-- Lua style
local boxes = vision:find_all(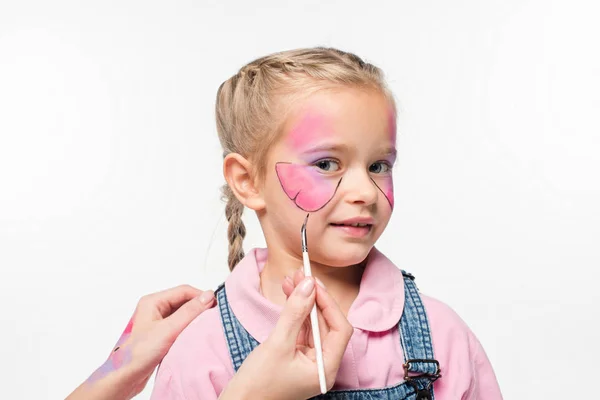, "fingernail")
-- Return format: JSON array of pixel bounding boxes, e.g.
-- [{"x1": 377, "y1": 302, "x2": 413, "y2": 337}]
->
[
  {"x1": 315, "y1": 277, "x2": 326, "y2": 290},
  {"x1": 198, "y1": 291, "x2": 215, "y2": 304},
  {"x1": 299, "y1": 278, "x2": 315, "y2": 297}
]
